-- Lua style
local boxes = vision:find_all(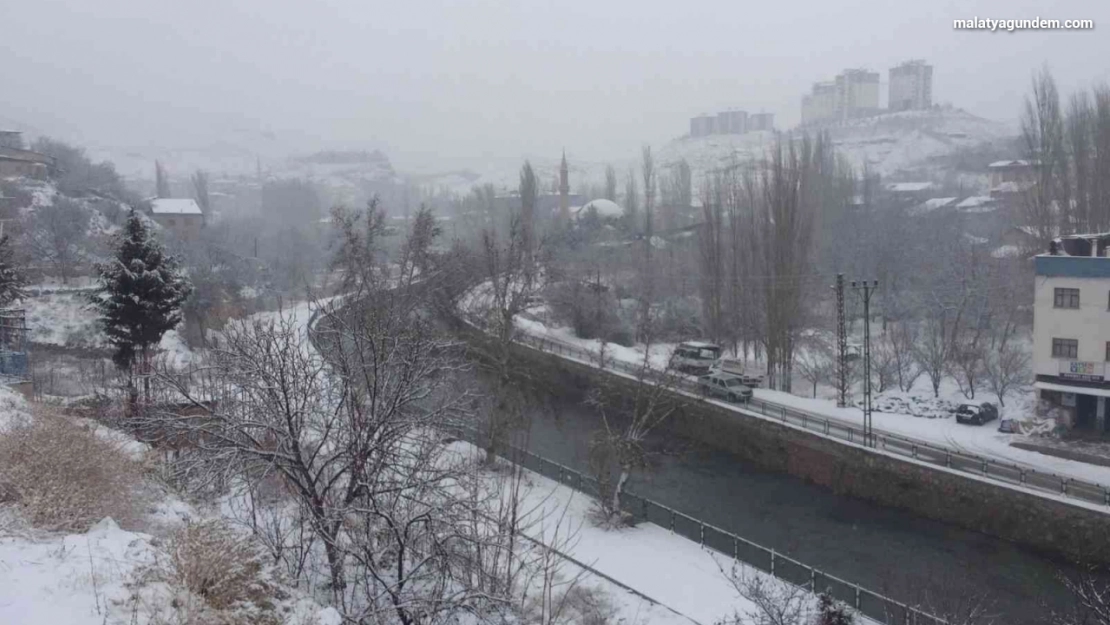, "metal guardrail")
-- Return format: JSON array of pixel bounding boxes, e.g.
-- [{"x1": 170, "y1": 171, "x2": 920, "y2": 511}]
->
[
  {"x1": 462, "y1": 312, "x2": 1110, "y2": 511},
  {"x1": 451, "y1": 424, "x2": 946, "y2": 625}
]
